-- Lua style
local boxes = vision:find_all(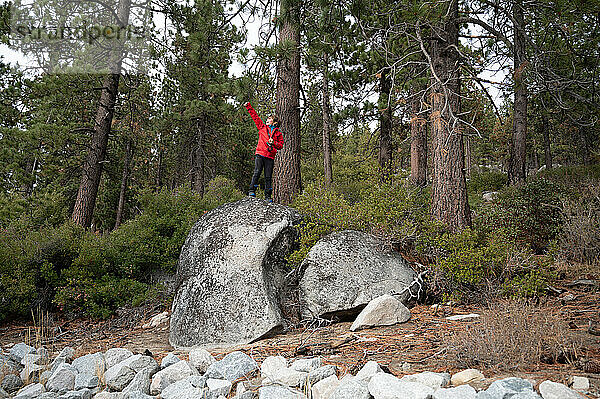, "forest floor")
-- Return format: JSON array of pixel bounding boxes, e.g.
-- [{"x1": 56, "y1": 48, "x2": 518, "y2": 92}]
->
[{"x1": 1, "y1": 280, "x2": 599, "y2": 397}]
